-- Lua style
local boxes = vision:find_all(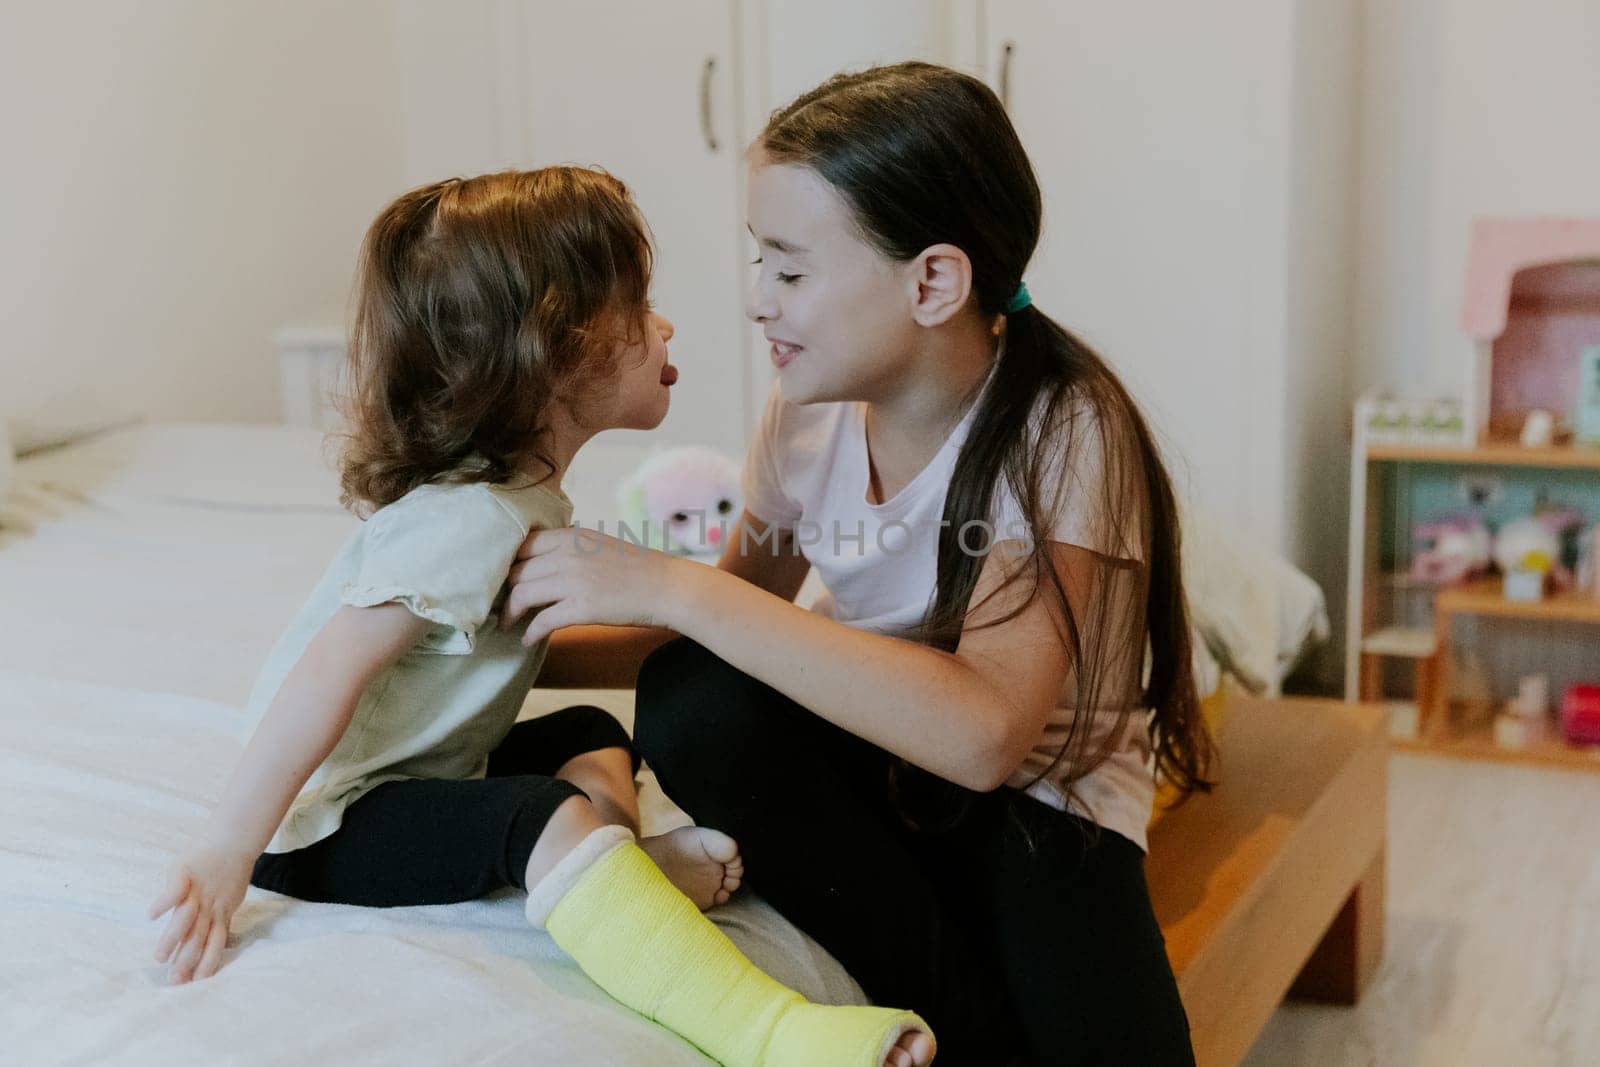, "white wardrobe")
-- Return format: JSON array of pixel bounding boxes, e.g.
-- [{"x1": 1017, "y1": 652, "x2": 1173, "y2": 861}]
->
[
  {"x1": 395, "y1": 0, "x2": 966, "y2": 460},
  {"x1": 396, "y1": 0, "x2": 1360, "y2": 684}
]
